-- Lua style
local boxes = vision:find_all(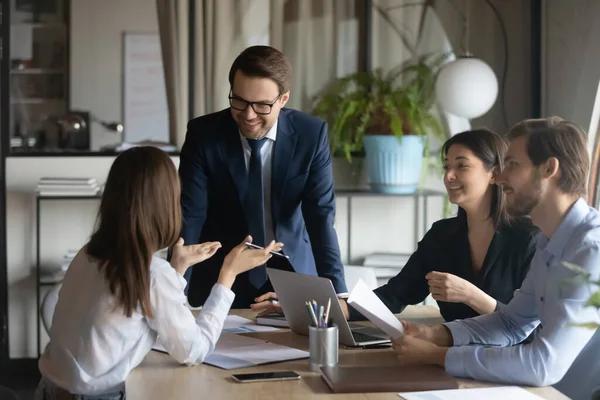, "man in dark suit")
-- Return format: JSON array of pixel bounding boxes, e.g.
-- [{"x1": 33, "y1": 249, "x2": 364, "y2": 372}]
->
[{"x1": 179, "y1": 45, "x2": 347, "y2": 308}]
